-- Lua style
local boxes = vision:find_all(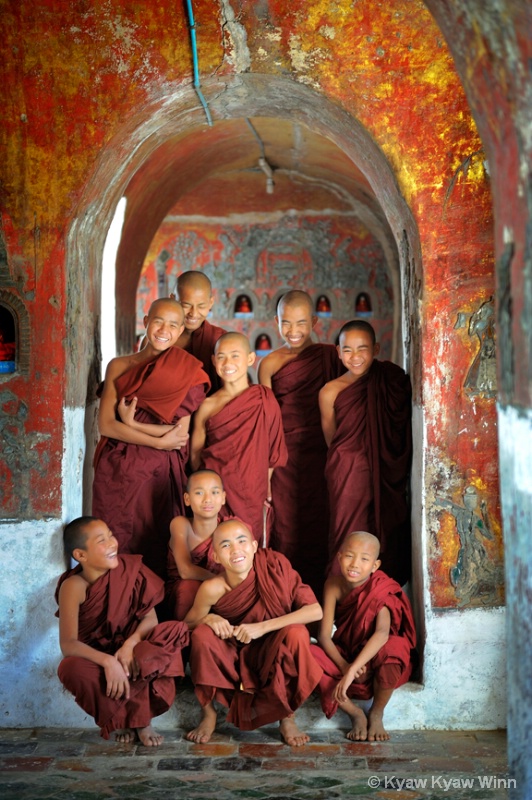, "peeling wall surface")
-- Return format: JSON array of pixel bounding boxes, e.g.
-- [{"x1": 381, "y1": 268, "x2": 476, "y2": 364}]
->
[{"x1": 1, "y1": 0, "x2": 531, "y2": 769}]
